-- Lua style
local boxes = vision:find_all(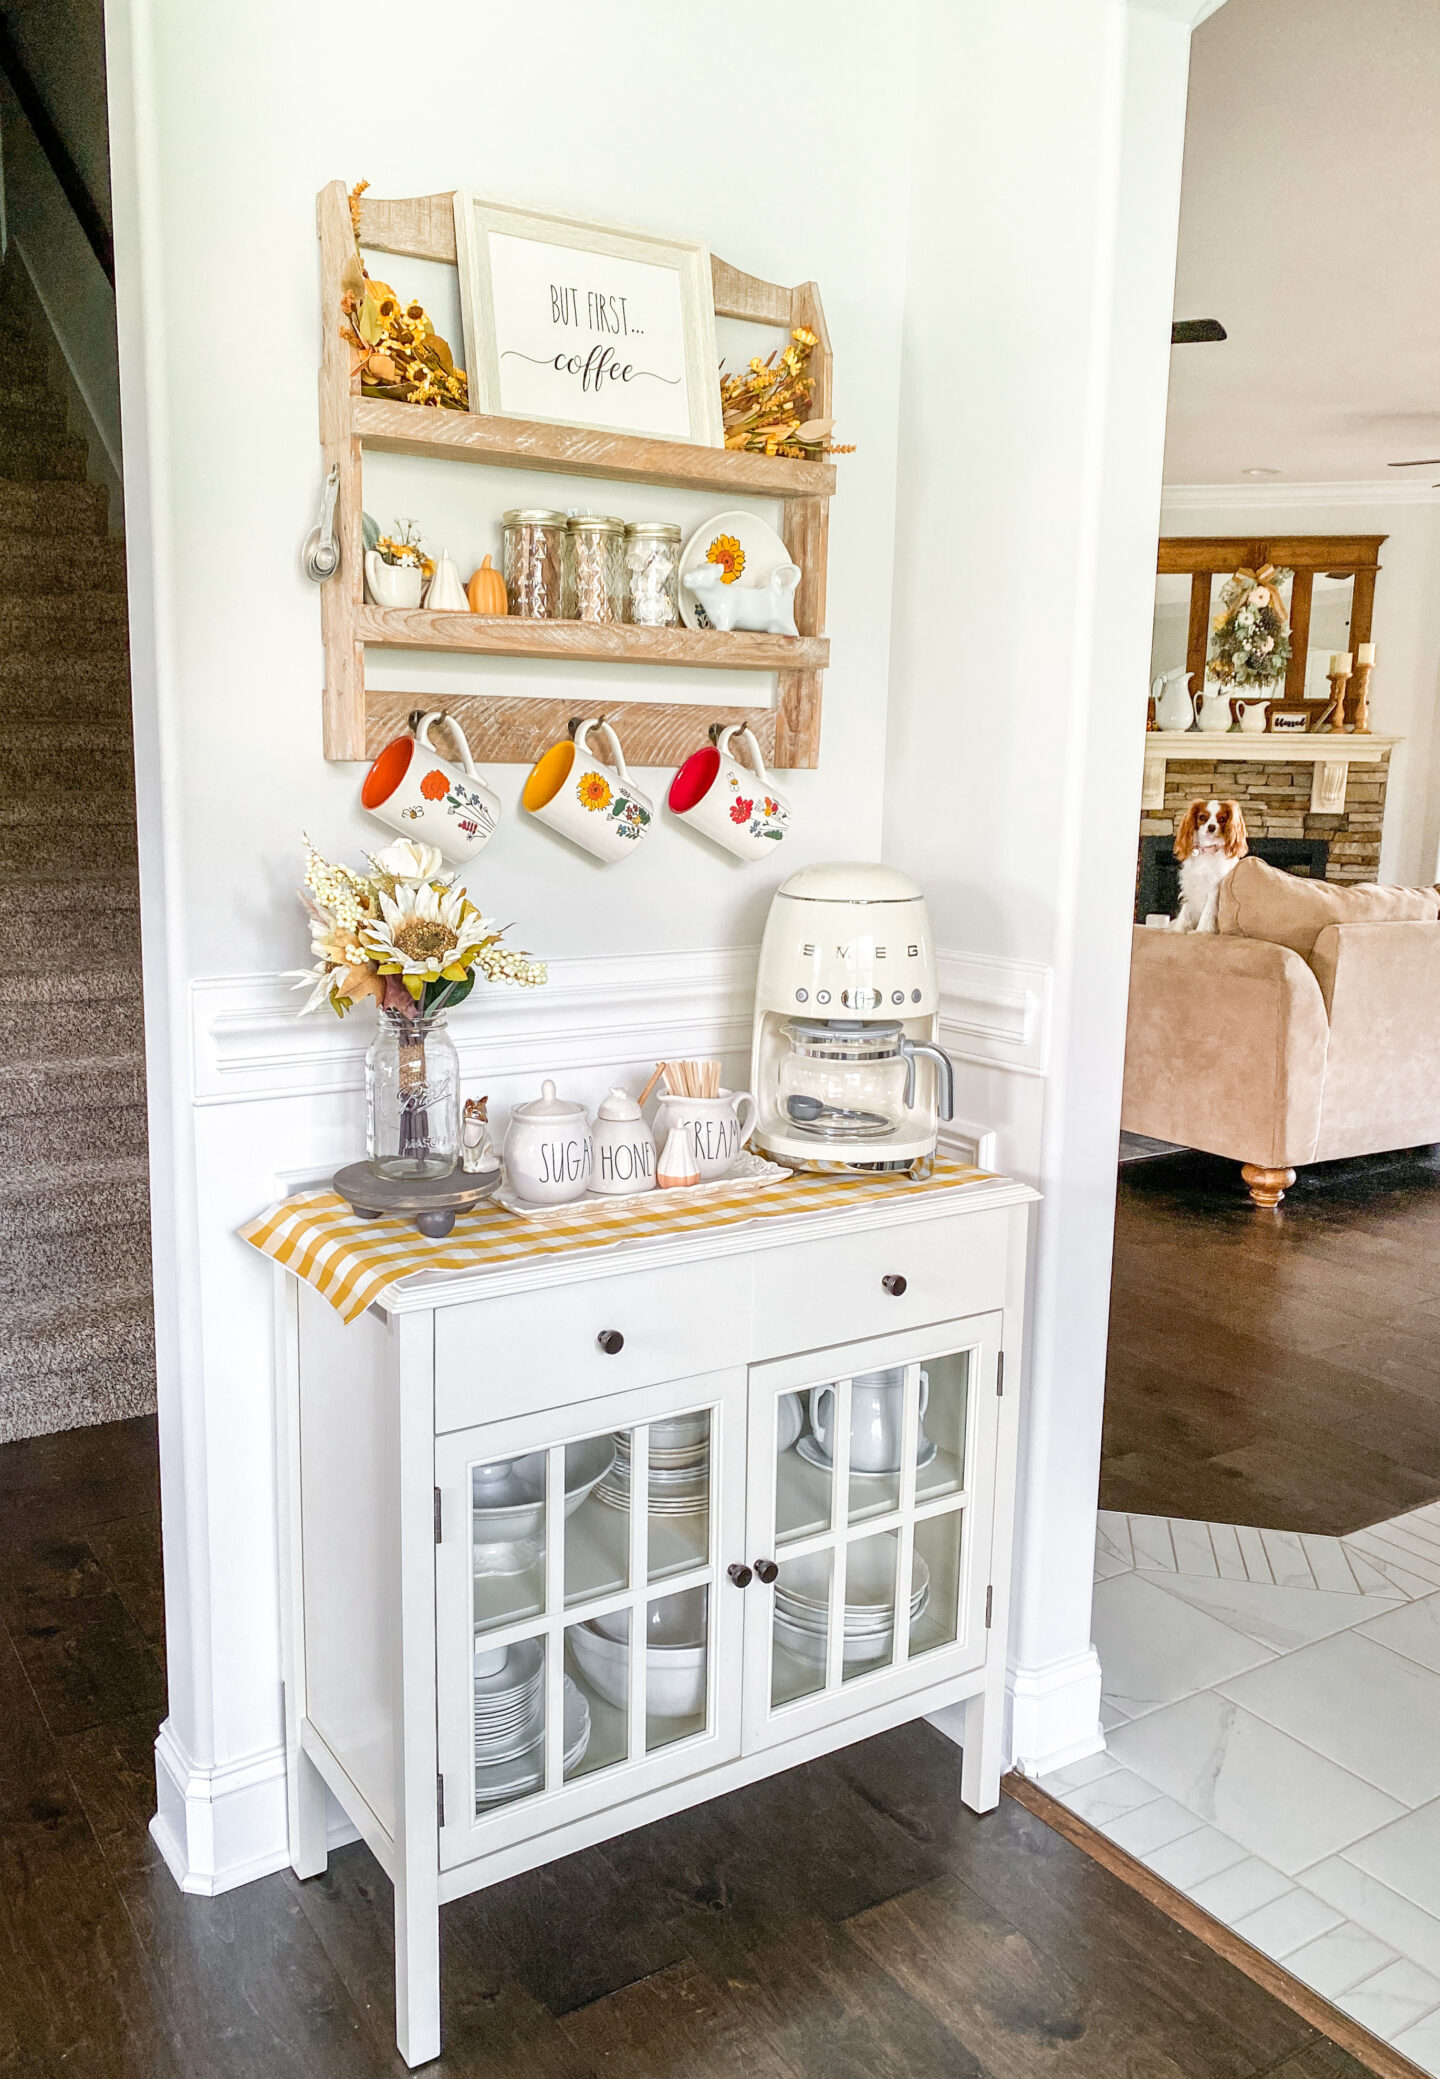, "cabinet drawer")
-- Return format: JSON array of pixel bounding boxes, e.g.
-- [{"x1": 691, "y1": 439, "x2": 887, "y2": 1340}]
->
[
  {"x1": 435, "y1": 1259, "x2": 750, "y2": 1433},
  {"x1": 753, "y1": 1208, "x2": 1008, "y2": 1356}
]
